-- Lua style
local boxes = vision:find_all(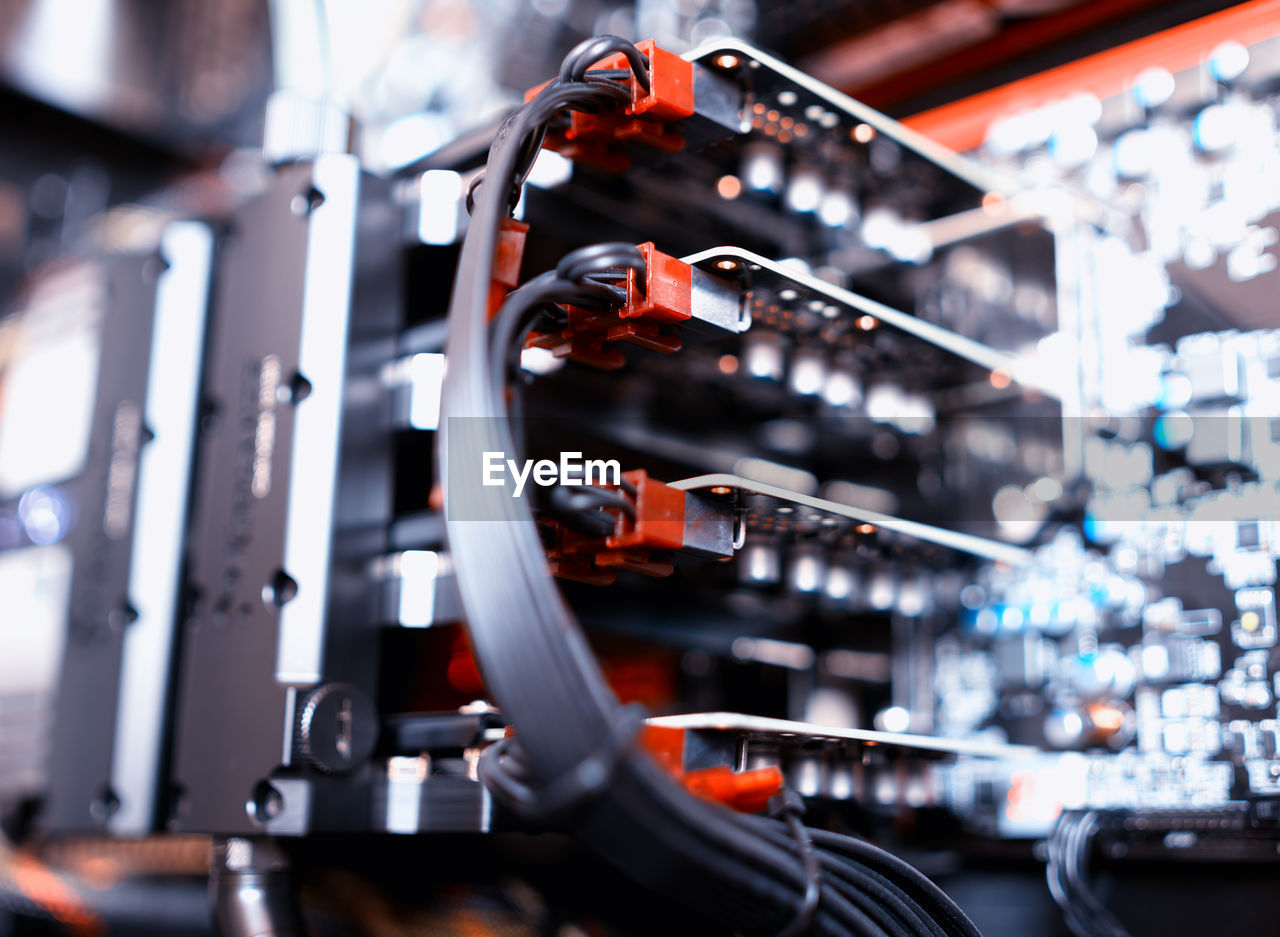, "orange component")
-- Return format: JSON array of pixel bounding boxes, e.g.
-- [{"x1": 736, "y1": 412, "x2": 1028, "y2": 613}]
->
[
  {"x1": 524, "y1": 39, "x2": 693, "y2": 169},
  {"x1": 493, "y1": 218, "x2": 528, "y2": 288},
  {"x1": 446, "y1": 631, "x2": 485, "y2": 695},
  {"x1": 522, "y1": 40, "x2": 695, "y2": 121},
  {"x1": 523, "y1": 79, "x2": 552, "y2": 104},
  {"x1": 556, "y1": 137, "x2": 632, "y2": 173},
  {"x1": 639, "y1": 725, "x2": 686, "y2": 774},
  {"x1": 905, "y1": 0, "x2": 1280, "y2": 152},
  {"x1": 533, "y1": 310, "x2": 683, "y2": 363},
  {"x1": 608, "y1": 469, "x2": 685, "y2": 551},
  {"x1": 601, "y1": 652, "x2": 679, "y2": 708},
  {"x1": 684, "y1": 766, "x2": 785, "y2": 814},
  {"x1": 625, "y1": 243, "x2": 693, "y2": 324},
  {"x1": 637, "y1": 725, "x2": 783, "y2": 813},
  {"x1": 593, "y1": 550, "x2": 674, "y2": 578},
  {"x1": 548, "y1": 554, "x2": 617, "y2": 586},
  {"x1": 614, "y1": 119, "x2": 686, "y2": 152},
  {"x1": 9, "y1": 853, "x2": 104, "y2": 937},
  {"x1": 526, "y1": 328, "x2": 621, "y2": 369},
  {"x1": 525, "y1": 244, "x2": 692, "y2": 369},
  {"x1": 628, "y1": 40, "x2": 696, "y2": 122},
  {"x1": 487, "y1": 218, "x2": 529, "y2": 321},
  {"x1": 542, "y1": 469, "x2": 688, "y2": 583}
]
